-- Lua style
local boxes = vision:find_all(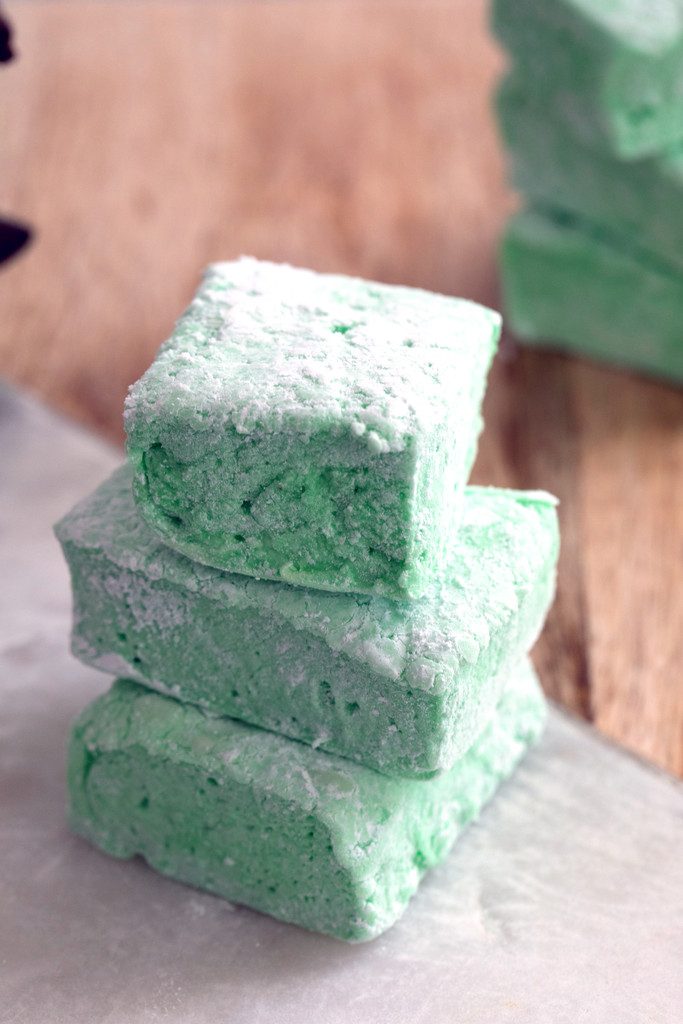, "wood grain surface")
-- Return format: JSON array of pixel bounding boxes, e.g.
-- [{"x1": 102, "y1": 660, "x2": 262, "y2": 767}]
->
[{"x1": 1, "y1": 1, "x2": 682, "y2": 776}]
